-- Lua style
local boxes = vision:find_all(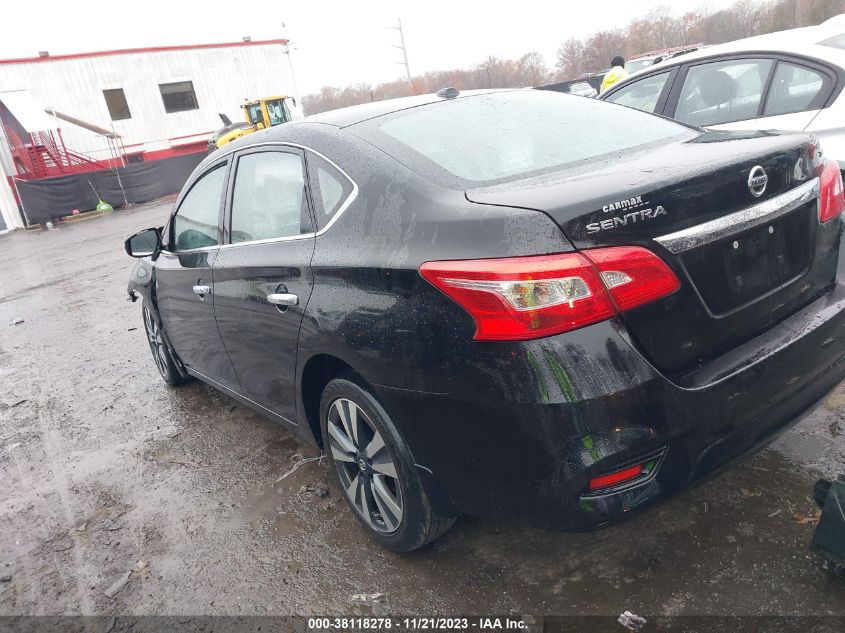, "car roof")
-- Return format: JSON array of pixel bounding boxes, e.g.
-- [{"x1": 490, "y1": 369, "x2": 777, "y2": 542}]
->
[
  {"x1": 305, "y1": 89, "x2": 510, "y2": 128},
  {"x1": 628, "y1": 22, "x2": 845, "y2": 77},
  {"x1": 198, "y1": 89, "x2": 517, "y2": 169}
]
